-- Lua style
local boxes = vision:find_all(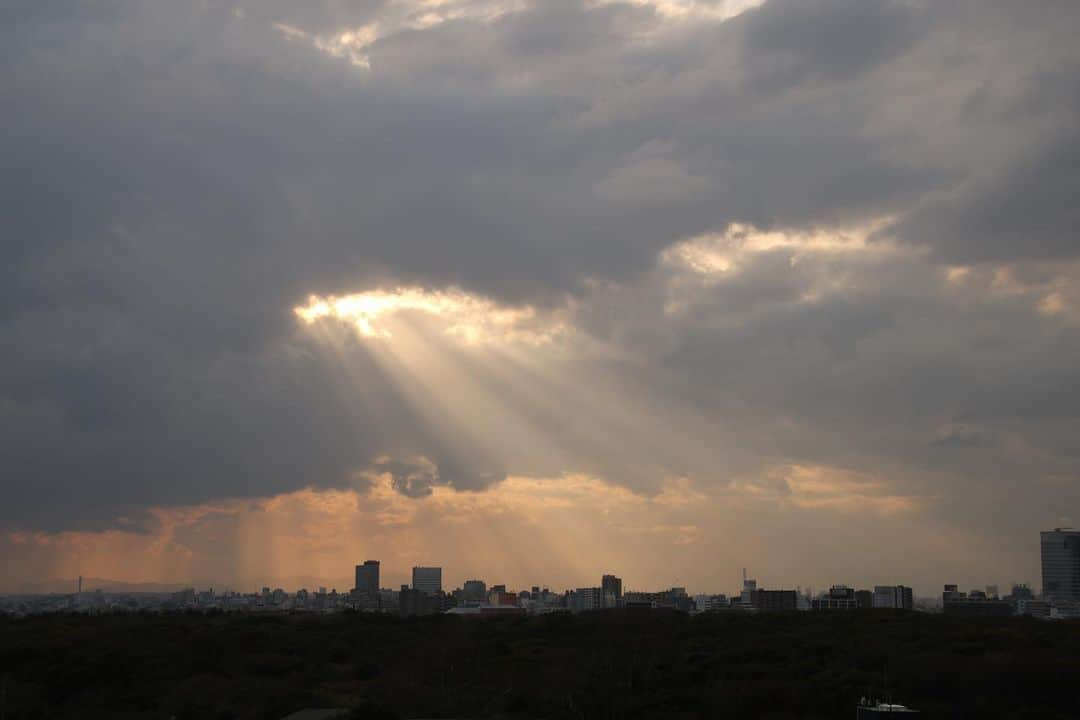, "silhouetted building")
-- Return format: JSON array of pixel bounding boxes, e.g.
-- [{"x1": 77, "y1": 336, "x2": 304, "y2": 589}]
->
[
  {"x1": 622, "y1": 588, "x2": 693, "y2": 612},
  {"x1": 1041, "y1": 528, "x2": 1080, "y2": 602},
  {"x1": 1016, "y1": 597, "x2": 1051, "y2": 618},
  {"x1": 942, "y1": 584, "x2": 1013, "y2": 617},
  {"x1": 623, "y1": 597, "x2": 655, "y2": 610},
  {"x1": 354, "y1": 560, "x2": 380, "y2": 596},
  {"x1": 751, "y1": 589, "x2": 797, "y2": 612},
  {"x1": 569, "y1": 587, "x2": 601, "y2": 613},
  {"x1": 601, "y1": 574, "x2": 623, "y2": 604},
  {"x1": 492, "y1": 591, "x2": 518, "y2": 607},
  {"x1": 399, "y1": 585, "x2": 436, "y2": 617},
  {"x1": 873, "y1": 585, "x2": 913, "y2": 610},
  {"x1": 436, "y1": 591, "x2": 456, "y2": 612},
  {"x1": 1007, "y1": 583, "x2": 1034, "y2": 613},
  {"x1": 446, "y1": 603, "x2": 525, "y2": 617},
  {"x1": 694, "y1": 594, "x2": 729, "y2": 612},
  {"x1": 945, "y1": 598, "x2": 1013, "y2": 617},
  {"x1": 379, "y1": 587, "x2": 398, "y2": 610},
  {"x1": 463, "y1": 579, "x2": 487, "y2": 602},
  {"x1": 740, "y1": 574, "x2": 757, "y2": 605},
  {"x1": 813, "y1": 586, "x2": 859, "y2": 610},
  {"x1": 412, "y1": 566, "x2": 442, "y2": 596}
]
